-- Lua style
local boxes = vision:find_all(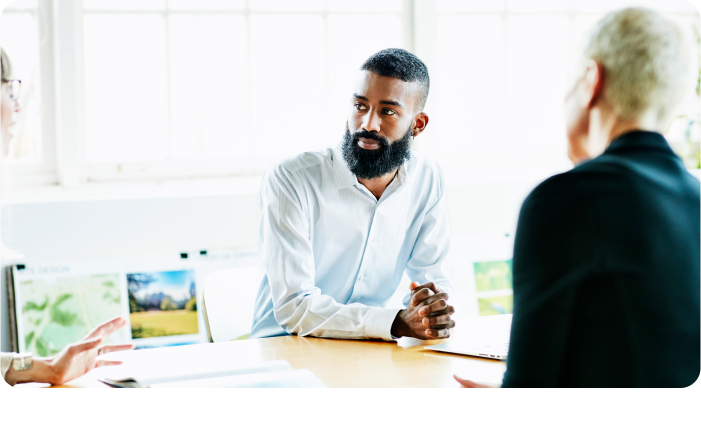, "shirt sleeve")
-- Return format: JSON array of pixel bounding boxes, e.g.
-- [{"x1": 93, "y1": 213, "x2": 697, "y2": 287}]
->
[
  {"x1": 403, "y1": 165, "x2": 455, "y2": 306},
  {"x1": 1, "y1": 352, "x2": 14, "y2": 381},
  {"x1": 260, "y1": 165, "x2": 400, "y2": 341},
  {"x1": 501, "y1": 176, "x2": 595, "y2": 387}
]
